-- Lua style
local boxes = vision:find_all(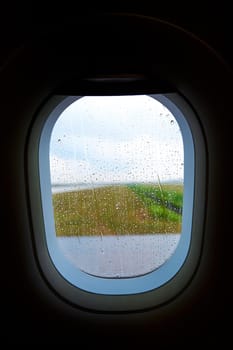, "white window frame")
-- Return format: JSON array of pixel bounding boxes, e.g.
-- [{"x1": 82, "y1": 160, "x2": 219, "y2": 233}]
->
[{"x1": 27, "y1": 93, "x2": 206, "y2": 312}]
